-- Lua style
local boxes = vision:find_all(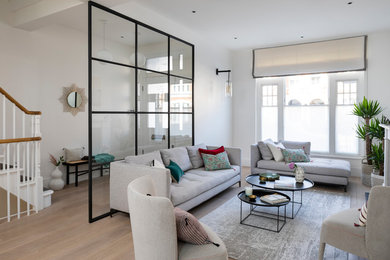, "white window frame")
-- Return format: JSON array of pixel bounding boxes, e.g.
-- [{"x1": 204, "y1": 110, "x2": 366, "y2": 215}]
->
[{"x1": 256, "y1": 71, "x2": 365, "y2": 157}]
